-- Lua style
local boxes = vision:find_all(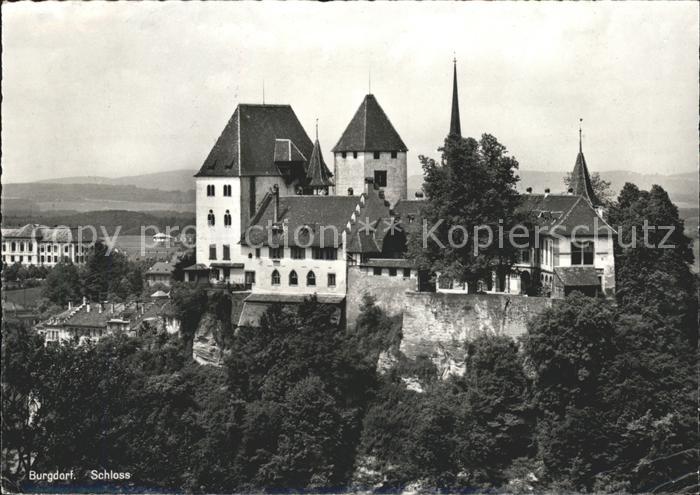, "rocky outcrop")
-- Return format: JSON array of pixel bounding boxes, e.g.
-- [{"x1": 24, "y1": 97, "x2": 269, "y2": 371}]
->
[{"x1": 192, "y1": 313, "x2": 225, "y2": 366}]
